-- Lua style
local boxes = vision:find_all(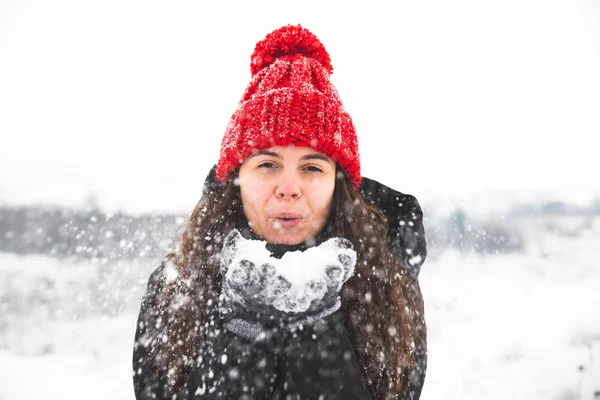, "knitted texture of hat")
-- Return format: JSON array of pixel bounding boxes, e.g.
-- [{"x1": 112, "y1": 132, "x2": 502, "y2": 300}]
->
[{"x1": 215, "y1": 24, "x2": 361, "y2": 188}]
